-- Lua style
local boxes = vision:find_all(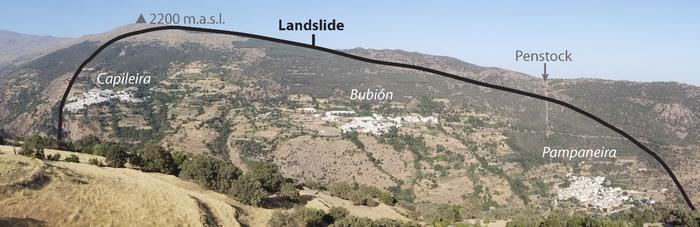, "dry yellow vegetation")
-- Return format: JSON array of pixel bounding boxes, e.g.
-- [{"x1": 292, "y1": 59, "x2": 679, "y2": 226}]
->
[
  {"x1": 0, "y1": 145, "x2": 412, "y2": 226},
  {"x1": 0, "y1": 146, "x2": 244, "y2": 226}
]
